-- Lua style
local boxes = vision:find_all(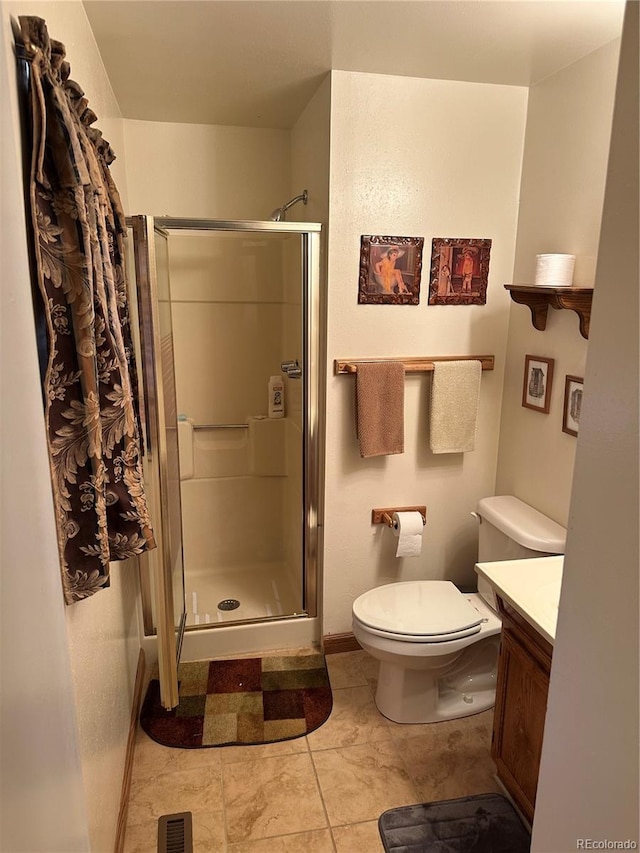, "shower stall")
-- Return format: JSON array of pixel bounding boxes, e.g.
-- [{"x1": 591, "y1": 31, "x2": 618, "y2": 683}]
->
[{"x1": 127, "y1": 215, "x2": 322, "y2": 707}]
